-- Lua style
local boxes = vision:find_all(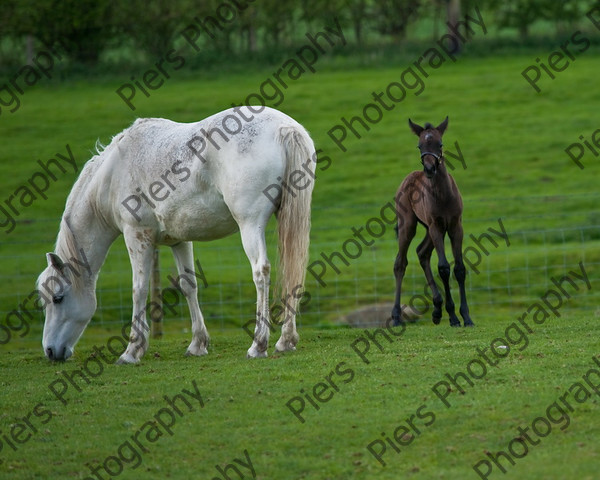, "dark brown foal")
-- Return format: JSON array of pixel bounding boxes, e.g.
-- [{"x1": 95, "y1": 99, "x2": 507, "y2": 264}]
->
[{"x1": 391, "y1": 117, "x2": 473, "y2": 327}]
